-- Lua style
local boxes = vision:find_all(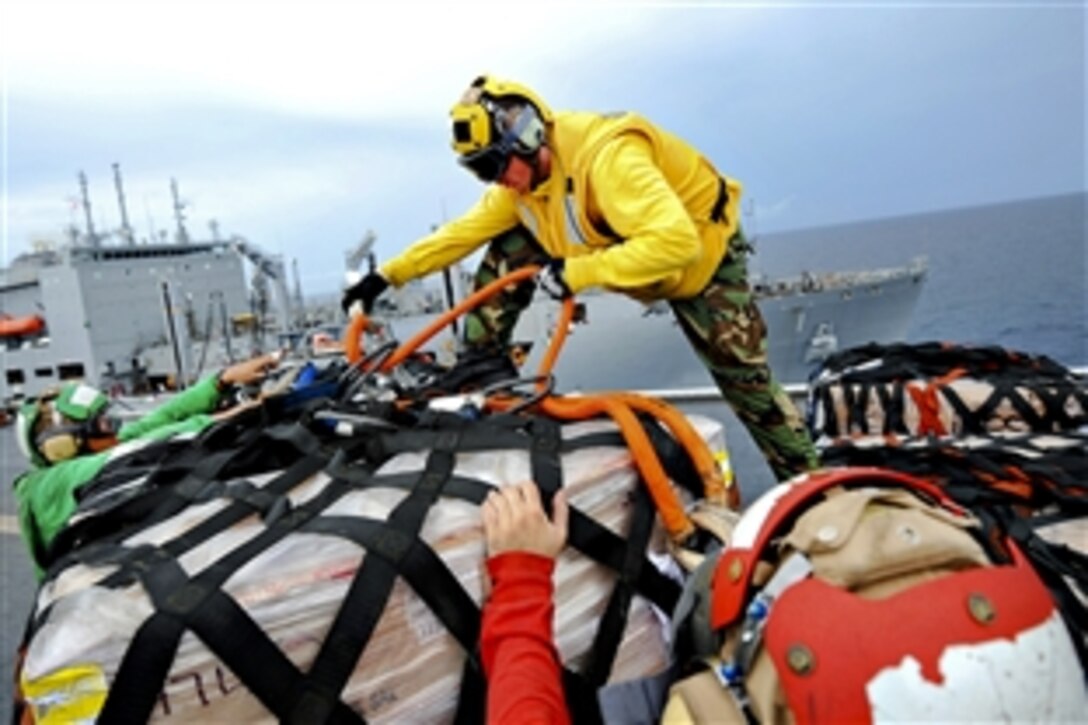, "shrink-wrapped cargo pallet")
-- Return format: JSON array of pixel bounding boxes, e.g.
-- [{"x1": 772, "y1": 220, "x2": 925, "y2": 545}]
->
[
  {"x1": 807, "y1": 342, "x2": 1088, "y2": 443},
  {"x1": 18, "y1": 405, "x2": 728, "y2": 723}
]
